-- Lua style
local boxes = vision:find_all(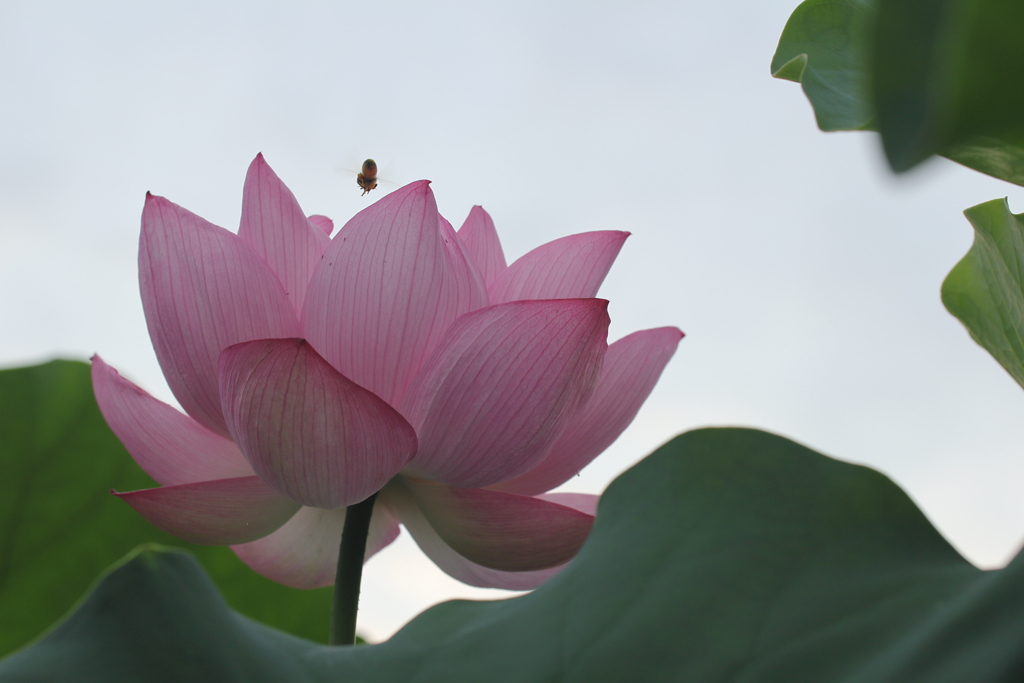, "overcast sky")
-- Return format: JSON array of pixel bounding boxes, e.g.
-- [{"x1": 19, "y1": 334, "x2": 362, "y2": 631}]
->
[{"x1": 3, "y1": 0, "x2": 1023, "y2": 640}]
